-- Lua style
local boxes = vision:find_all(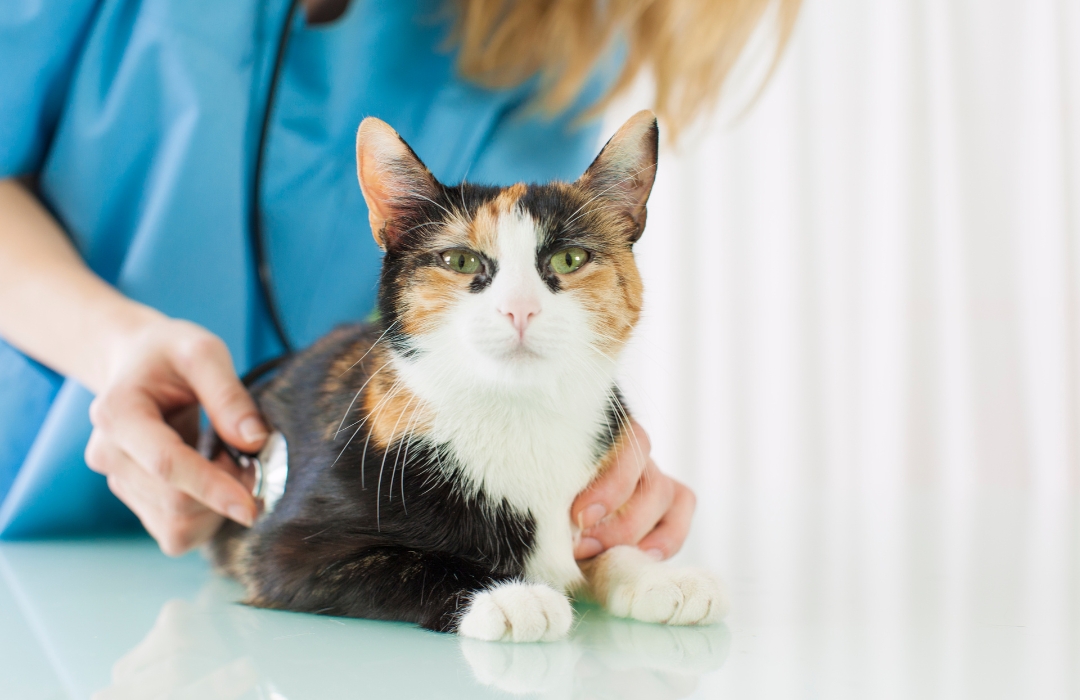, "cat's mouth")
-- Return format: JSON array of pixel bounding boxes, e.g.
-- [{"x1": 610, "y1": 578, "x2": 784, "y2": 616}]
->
[{"x1": 493, "y1": 340, "x2": 544, "y2": 363}]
